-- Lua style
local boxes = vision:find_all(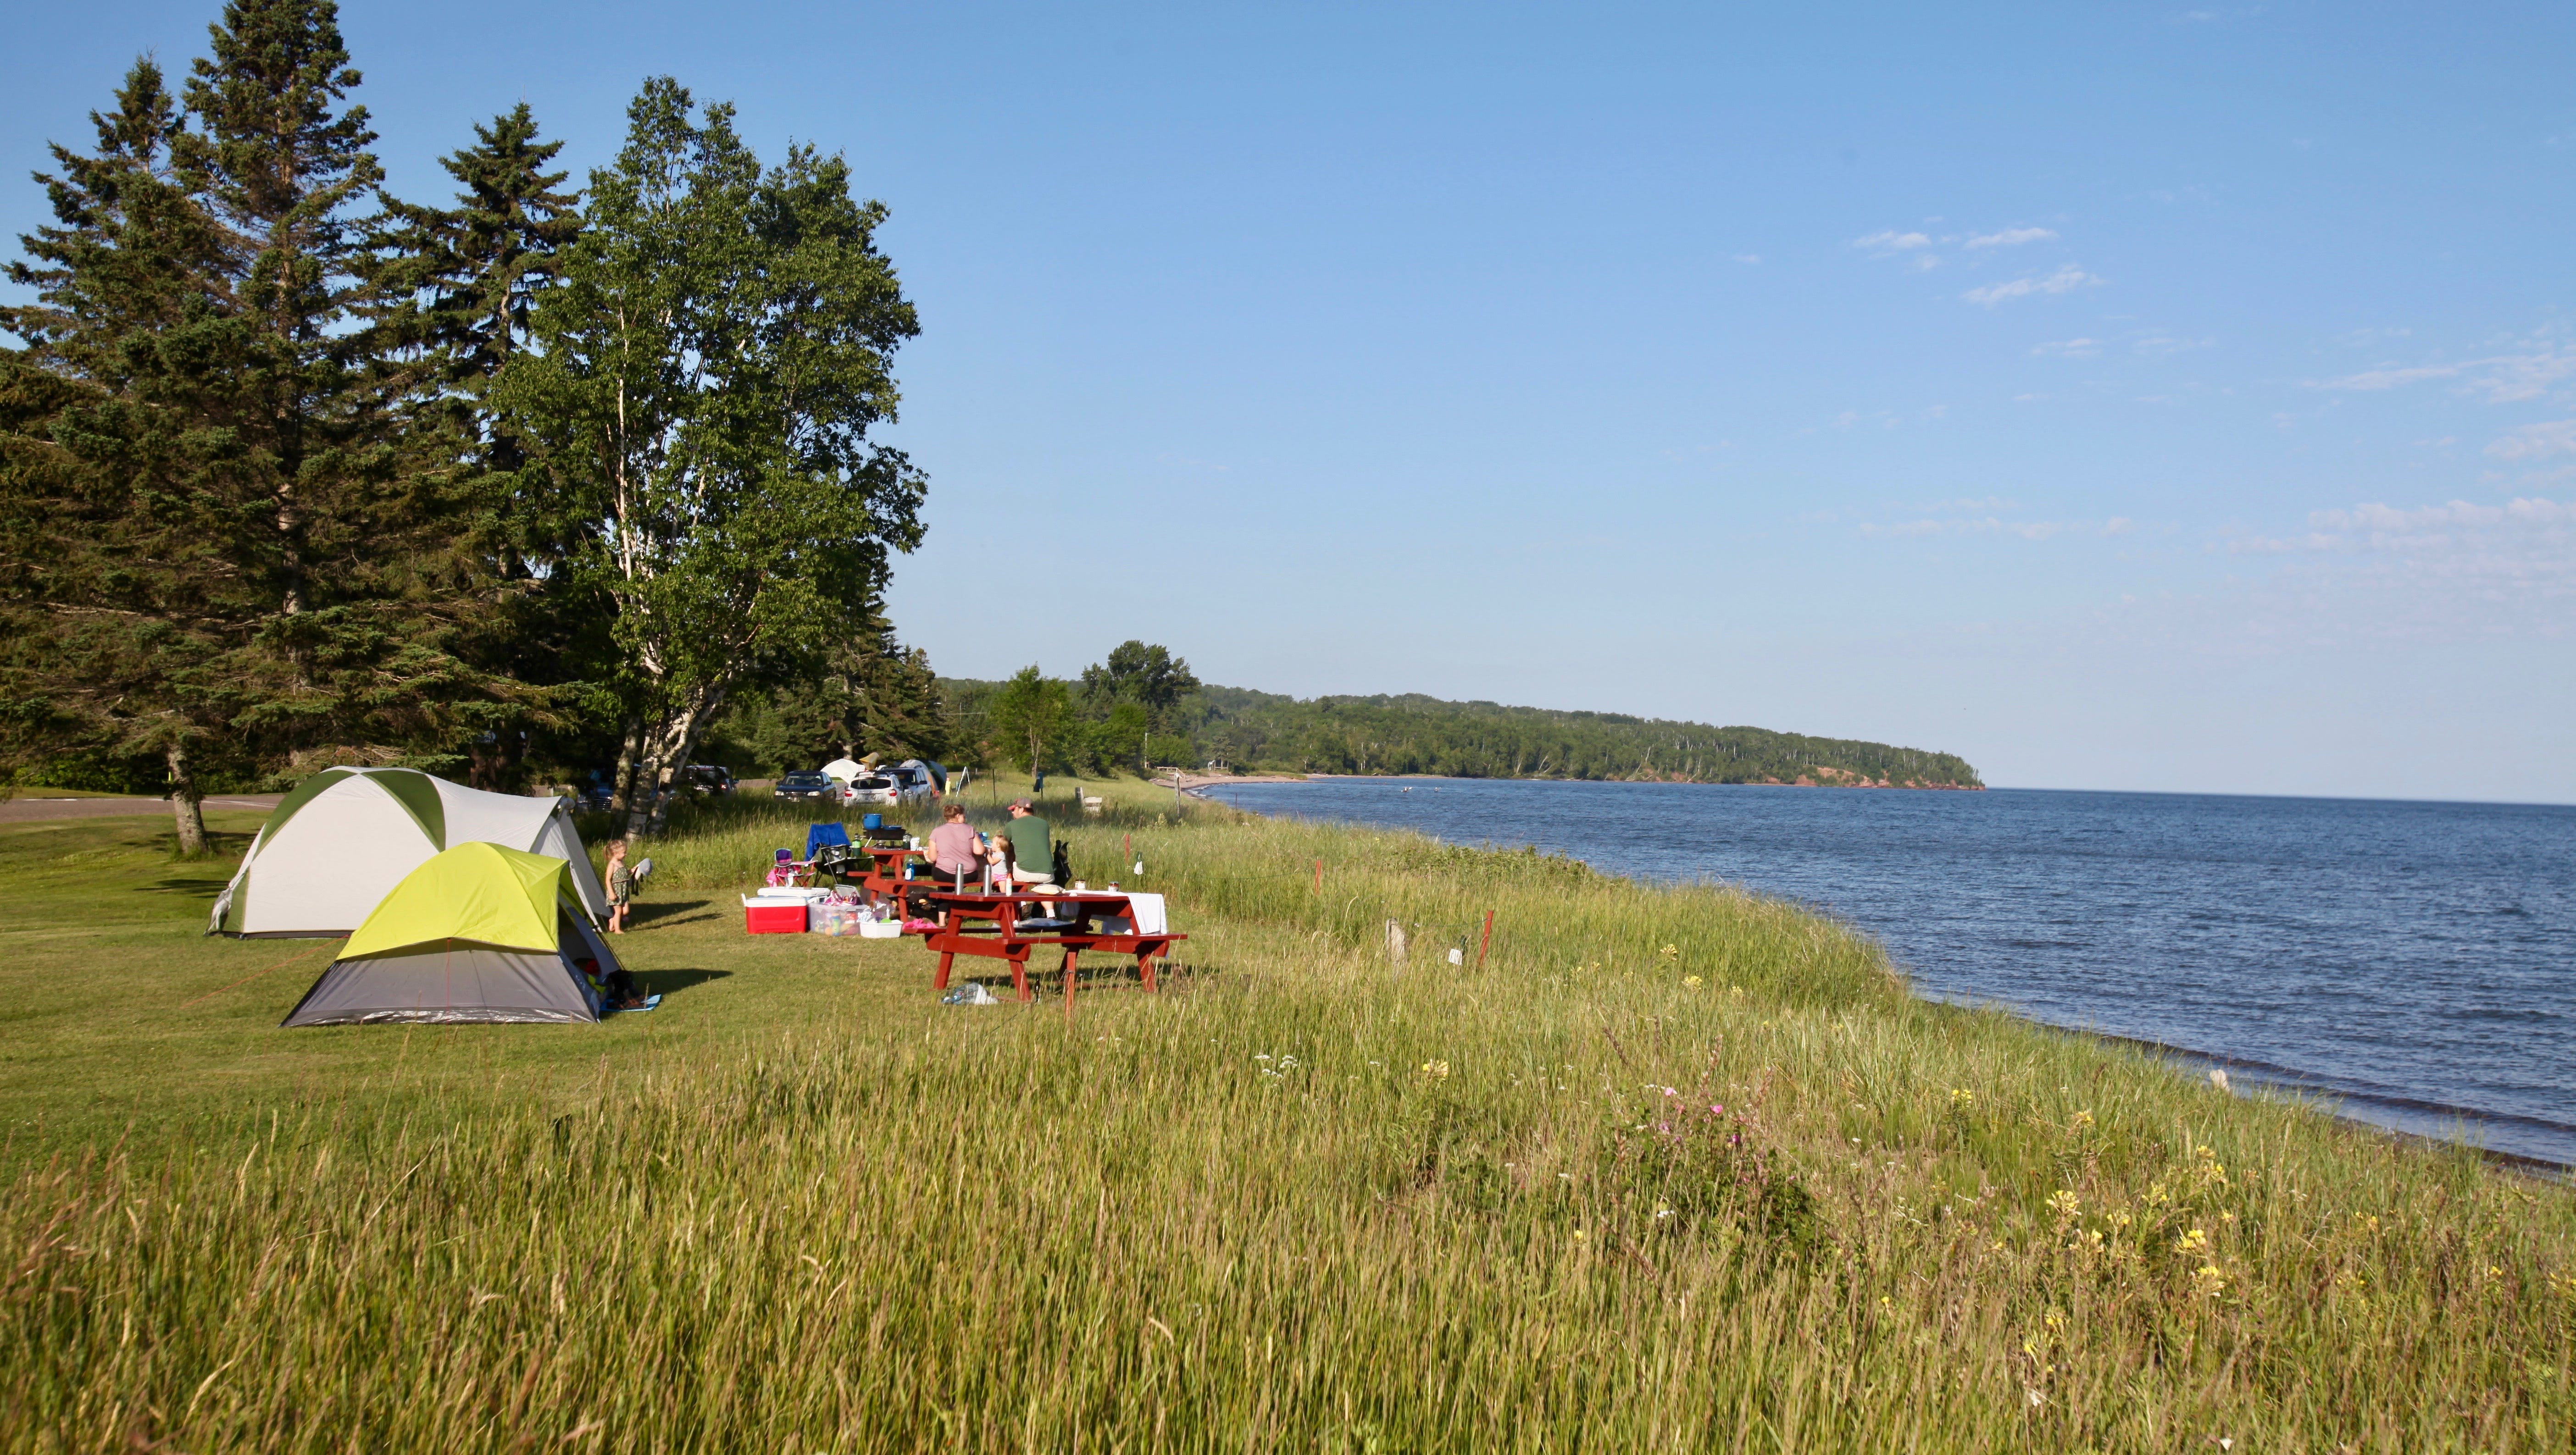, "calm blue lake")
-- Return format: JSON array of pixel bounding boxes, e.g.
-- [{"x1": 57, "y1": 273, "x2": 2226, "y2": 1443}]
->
[{"x1": 1197, "y1": 779, "x2": 2576, "y2": 1167}]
